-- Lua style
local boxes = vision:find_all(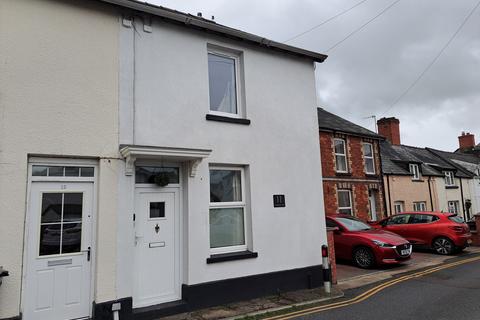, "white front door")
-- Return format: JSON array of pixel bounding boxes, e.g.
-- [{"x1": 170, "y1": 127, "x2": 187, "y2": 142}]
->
[
  {"x1": 133, "y1": 189, "x2": 180, "y2": 308},
  {"x1": 369, "y1": 190, "x2": 377, "y2": 221},
  {"x1": 23, "y1": 182, "x2": 93, "y2": 320}
]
